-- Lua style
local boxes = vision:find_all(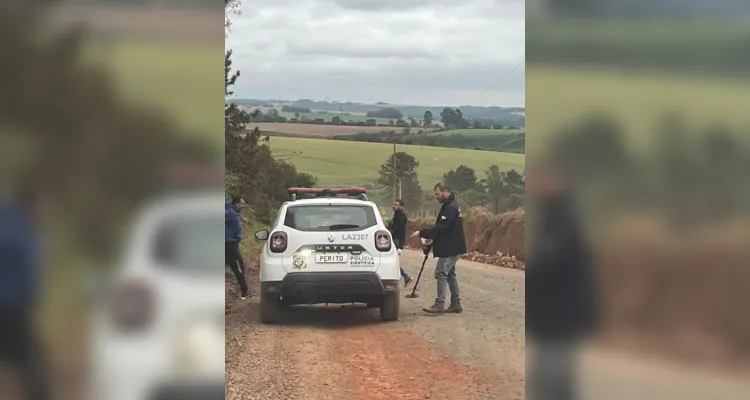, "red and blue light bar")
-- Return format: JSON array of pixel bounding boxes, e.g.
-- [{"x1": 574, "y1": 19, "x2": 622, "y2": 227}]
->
[
  {"x1": 288, "y1": 187, "x2": 366, "y2": 194},
  {"x1": 288, "y1": 187, "x2": 368, "y2": 200}
]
